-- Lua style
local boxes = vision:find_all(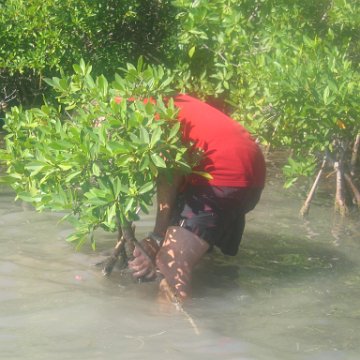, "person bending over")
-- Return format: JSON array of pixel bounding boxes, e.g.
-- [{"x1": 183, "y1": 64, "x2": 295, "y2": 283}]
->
[{"x1": 128, "y1": 94, "x2": 266, "y2": 302}]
